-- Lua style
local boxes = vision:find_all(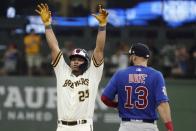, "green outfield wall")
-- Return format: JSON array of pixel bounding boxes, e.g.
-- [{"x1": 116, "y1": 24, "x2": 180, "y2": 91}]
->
[{"x1": 0, "y1": 77, "x2": 195, "y2": 131}]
